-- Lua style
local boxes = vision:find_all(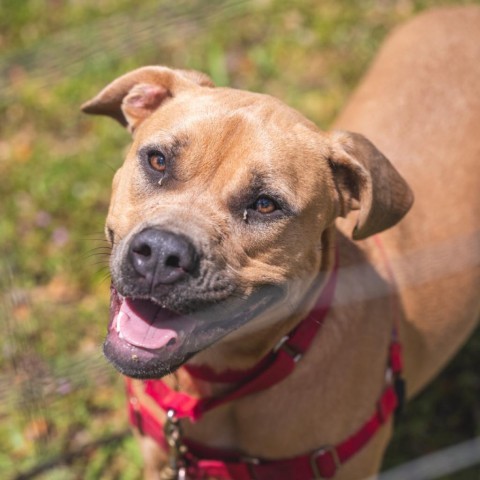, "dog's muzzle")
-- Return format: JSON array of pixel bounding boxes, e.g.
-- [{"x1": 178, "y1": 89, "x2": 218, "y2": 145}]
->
[{"x1": 103, "y1": 228, "x2": 284, "y2": 379}]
